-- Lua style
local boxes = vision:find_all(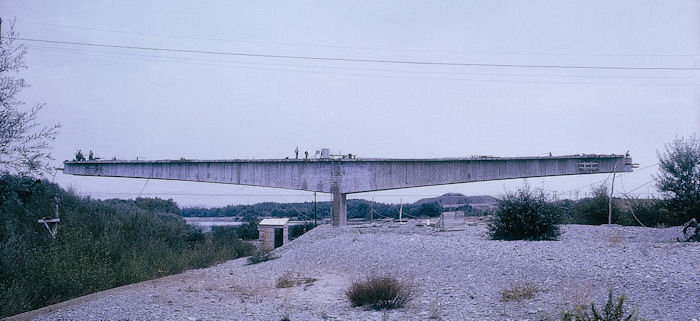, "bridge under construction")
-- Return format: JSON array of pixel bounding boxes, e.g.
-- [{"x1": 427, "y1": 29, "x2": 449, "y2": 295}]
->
[{"x1": 63, "y1": 153, "x2": 634, "y2": 226}]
